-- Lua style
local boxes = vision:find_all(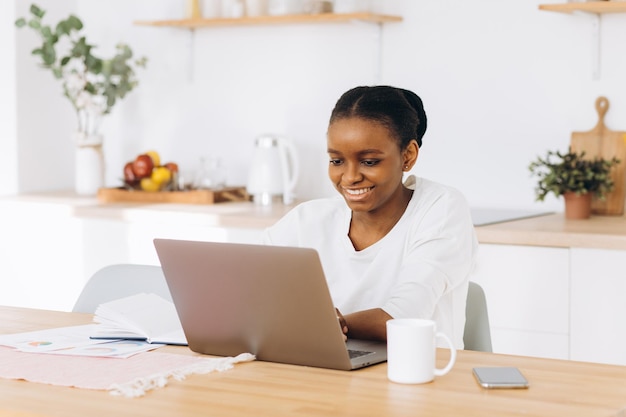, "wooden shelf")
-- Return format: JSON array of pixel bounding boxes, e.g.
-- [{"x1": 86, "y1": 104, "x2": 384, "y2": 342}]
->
[
  {"x1": 134, "y1": 12, "x2": 402, "y2": 29},
  {"x1": 539, "y1": 1, "x2": 626, "y2": 79},
  {"x1": 539, "y1": 1, "x2": 626, "y2": 14}
]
